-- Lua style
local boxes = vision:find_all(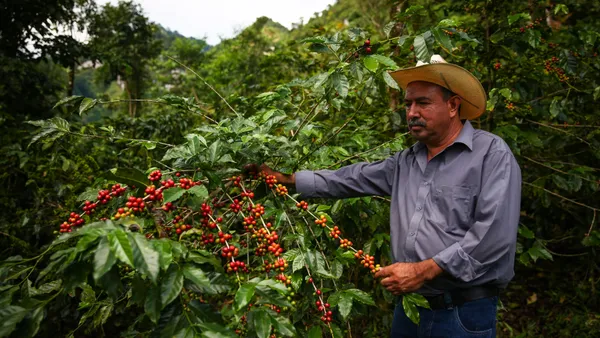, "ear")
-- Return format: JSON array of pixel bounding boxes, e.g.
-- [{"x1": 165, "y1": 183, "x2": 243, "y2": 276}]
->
[{"x1": 447, "y1": 96, "x2": 461, "y2": 118}]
